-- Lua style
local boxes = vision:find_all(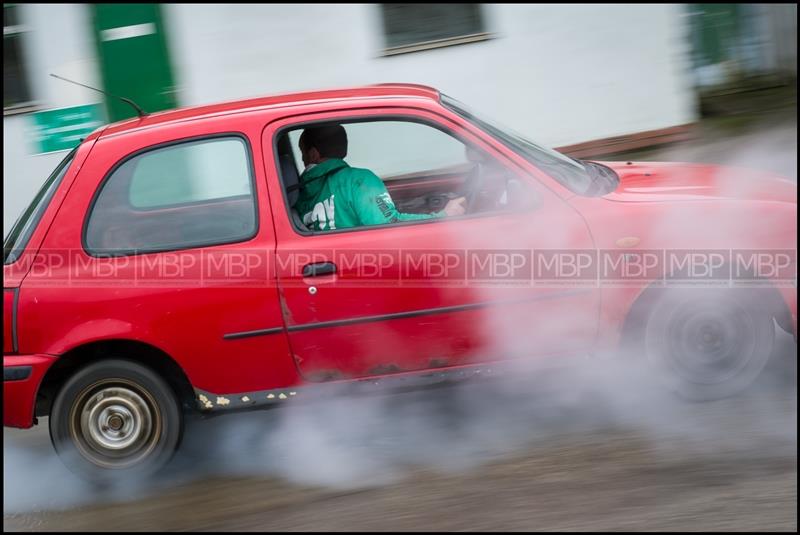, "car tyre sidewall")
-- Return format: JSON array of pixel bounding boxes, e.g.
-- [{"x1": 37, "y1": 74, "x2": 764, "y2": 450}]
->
[
  {"x1": 49, "y1": 359, "x2": 182, "y2": 484},
  {"x1": 644, "y1": 289, "x2": 774, "y2": 402}
]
